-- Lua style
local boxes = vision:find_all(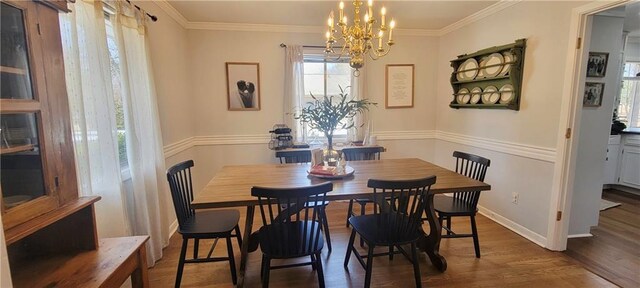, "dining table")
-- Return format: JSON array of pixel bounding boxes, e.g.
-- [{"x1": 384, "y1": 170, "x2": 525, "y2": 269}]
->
[{"x1": 191, "y1": 158, "x2": 491, "y2": 287}]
